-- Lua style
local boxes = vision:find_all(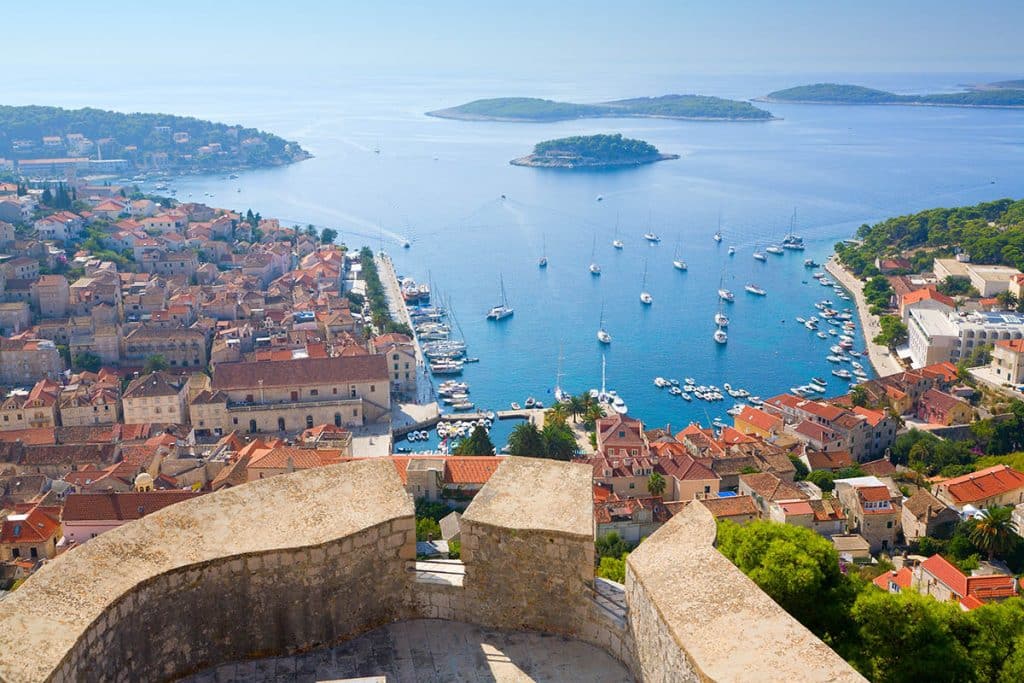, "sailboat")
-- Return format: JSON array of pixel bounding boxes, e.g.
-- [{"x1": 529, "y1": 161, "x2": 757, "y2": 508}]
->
[
  {"x1": 640, "y1": 260, "x2": 653, "y2": 304},
  {"x1": 553, "y1": 346, "x2": 569, "y2": 404},
  {"x1": 715, "y1": 297, "x2": 729, "y2": 327},
  {"x1": 714, "y1": 326, "x2": 728, "y2": 344},
  {"x1": 782, "y1": 208, "x2": 805, "y2": 250},
  {"x1": 597, "y1": 304, "x2": 612, "y2": 344},
  {"x1": 672, "y1": 240, "x2": 687, "y2": 270},
  {"x1": 589, "y1": 234, "x2": 601, "y2": 275},
  {"x1": 717, "y1": 274, "x2": 735, "y2": 302},
  {"x1": 486, "y1": 275, "x2": 514, "y2": 320},
  {"x1": 612, "y1": 215, "x2": 624, "y2": 249},
  {"x1": 753, "y1": 246, "x2": 767, "y2": 262},
  {"x1": 538, "y1": 234, "x2": 548, "y2": 268},
  {"x1": 728, "y1": 245, "x2": 736, "y2": 256},
  {"x1": 713, "y1": 214, "x2": 723, "y2": 243}
]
